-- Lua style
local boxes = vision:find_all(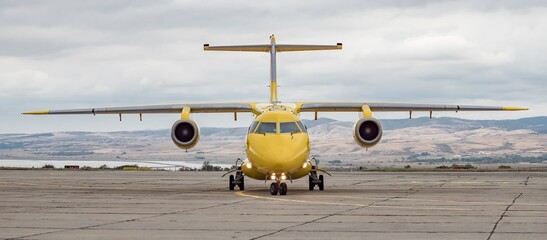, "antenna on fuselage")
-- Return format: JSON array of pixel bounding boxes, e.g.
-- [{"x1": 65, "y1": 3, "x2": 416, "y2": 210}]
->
[{"x1": 204, "y1": 35, "x2": 342, "y2": 104}]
